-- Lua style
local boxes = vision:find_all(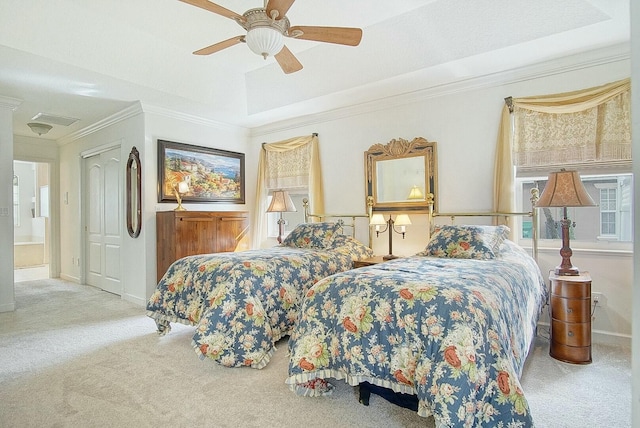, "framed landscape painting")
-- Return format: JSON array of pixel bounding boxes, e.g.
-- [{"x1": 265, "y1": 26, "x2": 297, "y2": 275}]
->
[{"x1": 157, "y1": 139, "x2": 245, "y2": 204}]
